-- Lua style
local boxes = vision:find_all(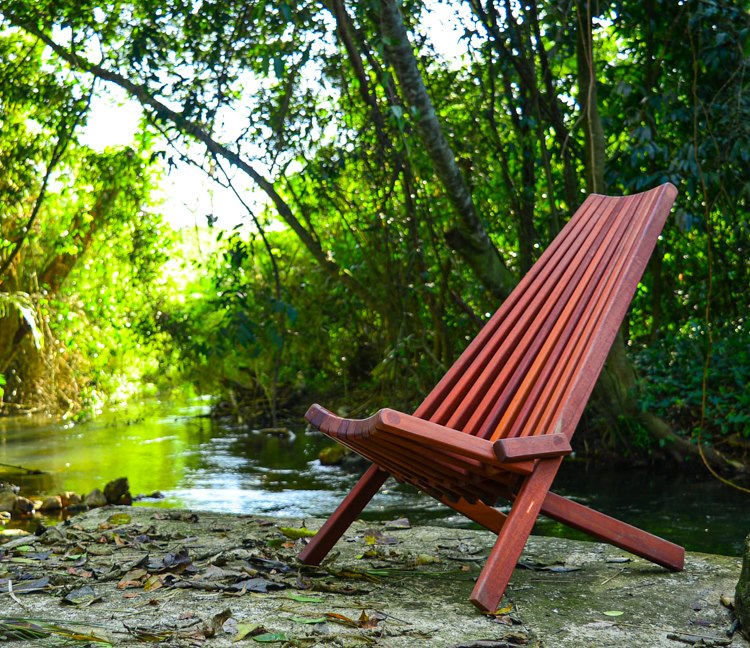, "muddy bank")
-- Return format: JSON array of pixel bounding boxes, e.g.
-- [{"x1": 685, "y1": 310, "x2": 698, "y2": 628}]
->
[{"x1": 0, "y1": 506, "x2": 745, "y2": 647}]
